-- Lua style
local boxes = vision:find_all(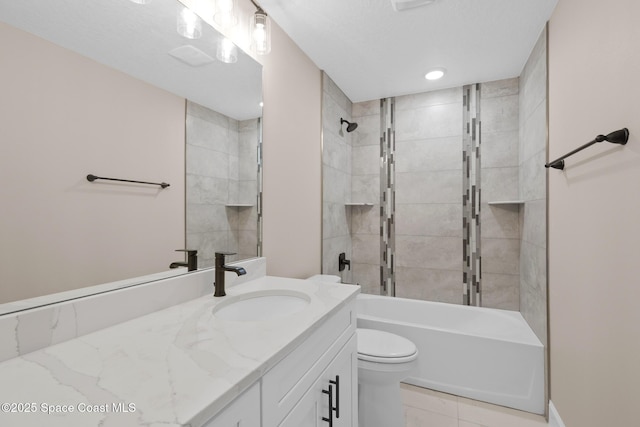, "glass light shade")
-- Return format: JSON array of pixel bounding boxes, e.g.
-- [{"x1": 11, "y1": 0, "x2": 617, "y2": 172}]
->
[
  {"x1": 177, "y1": 6, "x2": 202, "y2": 39},
  {"x1": 214, "y1": 0, "x2": 238, "y2": 29},
  {"x1": 130, "y1": 0, "x2": 152, "y2": 4},
  {"x1": 250, "y1": 11, "x2": 271, "y2": 55},
  {"x1": 216, "y1": 38, "x2": 238, "y2": 64}
]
